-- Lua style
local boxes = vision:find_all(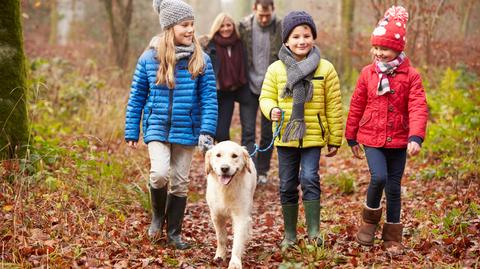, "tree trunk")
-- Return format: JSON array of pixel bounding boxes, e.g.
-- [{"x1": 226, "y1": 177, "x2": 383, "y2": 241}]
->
[
  {"x1": 406, "y1": 0, "x2": 422, "y2": 60},
  {"x1": 102, "y1": 0, "x2": 133, "y2": 69},
  {"x1": 49, "y1": 0, "x2": 58, "y2": 45},
  {"x1": 340, "y1": 0, "x2": 355, "y2": 84},
  {"x1": 460, "y1": 0, "x2": 474, "y2": 41},
  {"x1": 0, "y1": 0, "x2": 30, "y2": 159},
  {"x1": 423, "y1": 0, "x2": 446, "y2": 69}
]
